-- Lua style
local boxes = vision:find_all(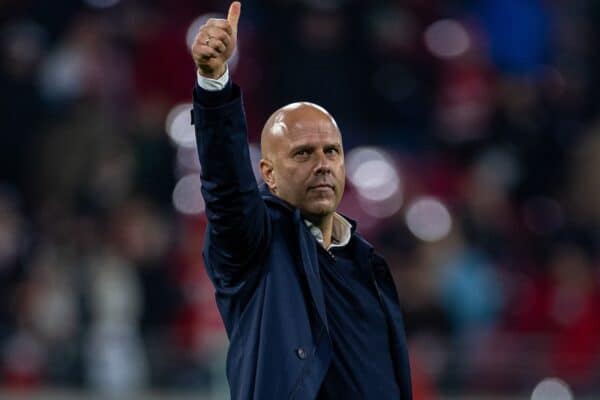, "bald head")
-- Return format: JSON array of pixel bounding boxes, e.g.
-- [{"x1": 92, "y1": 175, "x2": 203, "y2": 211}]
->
[
  {"x1": 260, "y1": 102, "x2": 341, "y2": 161},
  {"x1": 258, "y1": 101, "x2": 346, "y2": 222}
]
